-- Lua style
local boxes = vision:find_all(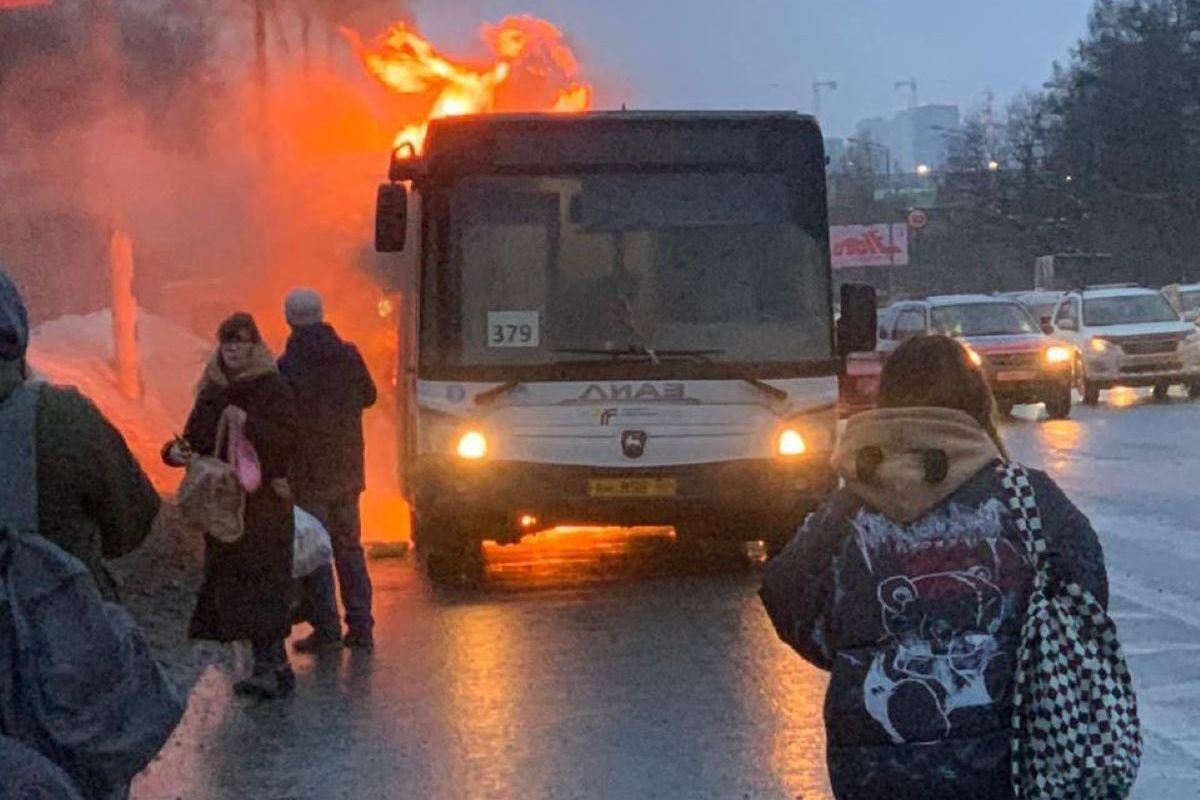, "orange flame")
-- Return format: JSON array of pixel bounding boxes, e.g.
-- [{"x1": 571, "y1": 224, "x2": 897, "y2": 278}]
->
[{"x1": 345, "y1": 14, "x2": 593, "y2": 154}]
